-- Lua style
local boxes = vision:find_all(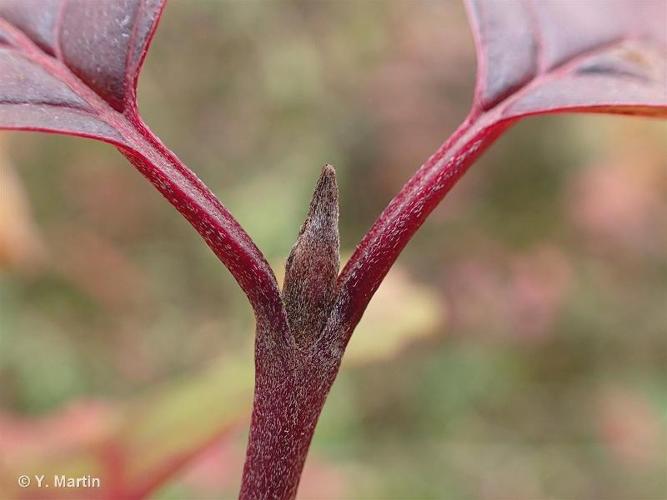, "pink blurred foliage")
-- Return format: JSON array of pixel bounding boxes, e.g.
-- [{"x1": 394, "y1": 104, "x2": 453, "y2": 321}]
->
[
  {"x1": 0, "y1": 401, "x2": 115, "y2": 456},
  {"x1": 0, "y1": 398, "x2": 239, "y2": 499},
  {"x1": 597, "y1": 388, "x2": 665, "y2": 468},
  {"x1": 508, "y1": 247, "x2": 573, "y2": 340},
  {"x1": 567, "y1": 128, "x2": 667, "y2": 256},
  {"x1": 443, "y1": 245, "x2": 573, "y2": 341},
  {"x1": 367, "y1": 1, "x2": 474, "y2": 191},
  {"x1": 0, "y1": 401, "x2": 117, "y2": 499},
  {"x1": 177, "y1": 432, "x2": 242, "y2": 495},
  {"x1": 49, "y1": 225, "x2": 150, "y2": 313},
  {"x1": 60, "y1": 159, "x2": 158, "y2": 242}
]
